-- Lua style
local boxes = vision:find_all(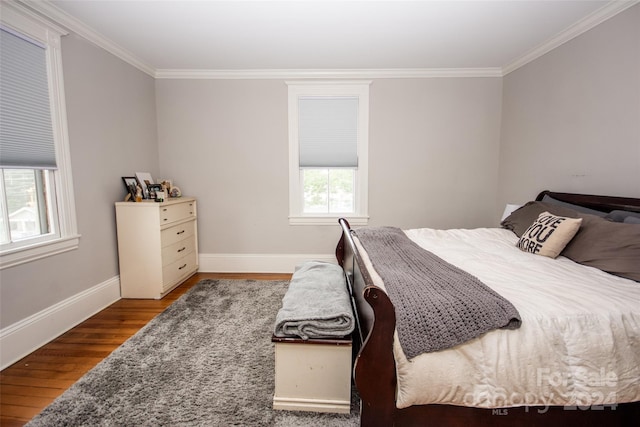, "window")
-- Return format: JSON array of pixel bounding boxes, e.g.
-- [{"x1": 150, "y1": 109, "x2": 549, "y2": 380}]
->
[
  {"x1": 0, "y1": 2, "x2": 79, "y2": 269},
  {"x1": 287, "y1": 81, "x2": 370, "y2": 225}
]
